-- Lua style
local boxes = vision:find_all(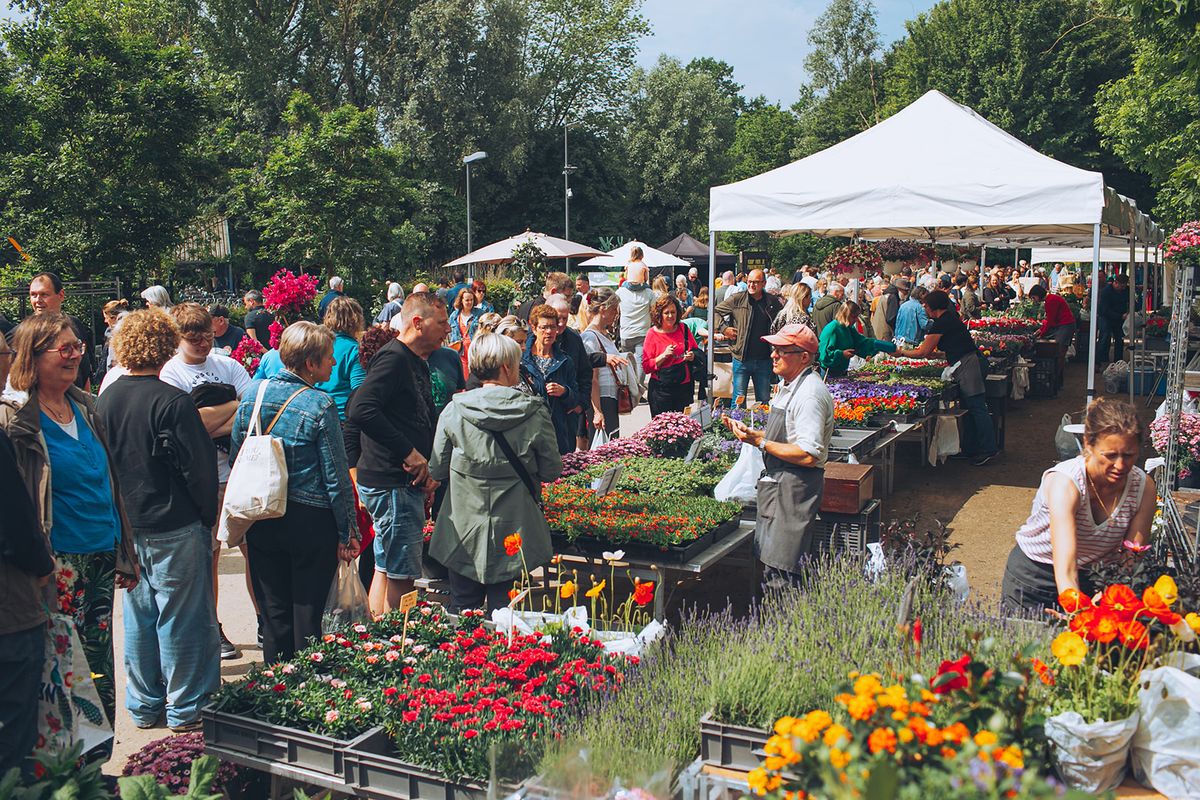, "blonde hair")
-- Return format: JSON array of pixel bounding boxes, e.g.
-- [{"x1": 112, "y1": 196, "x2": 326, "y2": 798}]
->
[
  {"x1": 468, "y1": 332, "x2": 521, "y2": 380},
  {"x1": 9, "y1": 312, "x2": 75, "y2": 392},
  {"x1": 113, "y1": 309, "x2": 181, "y2": 371},
  {"x1": 323, "y1": 296, "x2": 365, "y2": 336},
  {"x1": 834, "y1": 301, "x2": 861, "y2": 326},
  {"x1": 279, "y1": 321, "x2": 334, "y2": 372},
  {"x1": 103, "y1": 299, "x2": 130, "y2": 317}
]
